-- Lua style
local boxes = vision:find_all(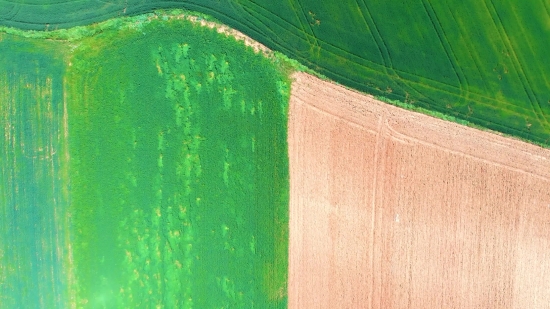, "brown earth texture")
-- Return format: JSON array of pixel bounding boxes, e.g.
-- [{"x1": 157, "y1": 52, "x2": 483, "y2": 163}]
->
[{"x1": 288, "y1": 72, "x2": 550, "y2": 308}]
